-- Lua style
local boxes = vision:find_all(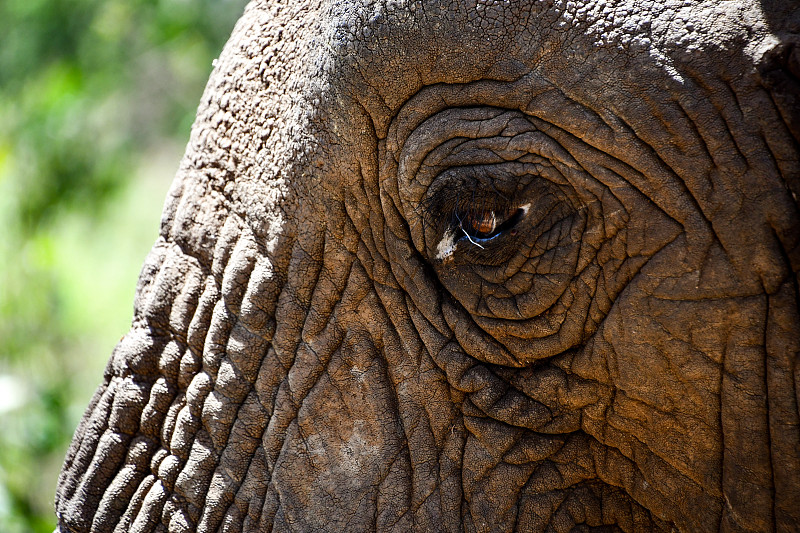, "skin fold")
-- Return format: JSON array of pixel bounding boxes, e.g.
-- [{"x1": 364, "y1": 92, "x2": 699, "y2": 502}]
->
[{"x1": 55, "y1": 0, "x2": 800, "y2": 531}]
